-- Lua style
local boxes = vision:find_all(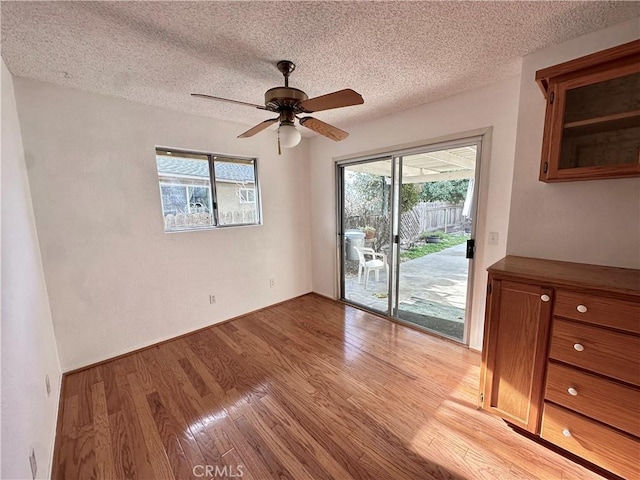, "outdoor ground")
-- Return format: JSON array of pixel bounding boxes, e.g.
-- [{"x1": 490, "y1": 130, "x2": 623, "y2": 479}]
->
[{"x1": 344, "y1": 242, "x2": 469, "y2": 341}]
